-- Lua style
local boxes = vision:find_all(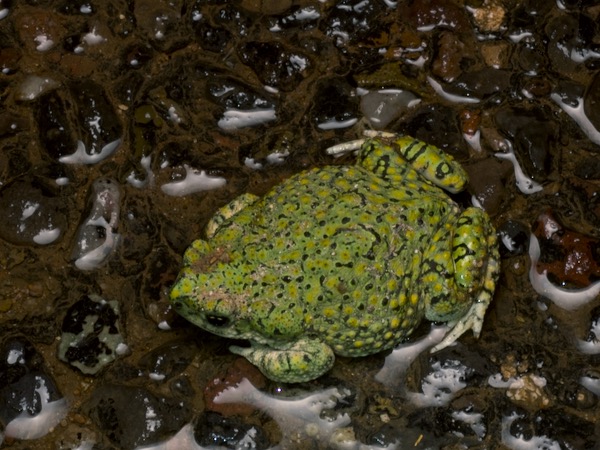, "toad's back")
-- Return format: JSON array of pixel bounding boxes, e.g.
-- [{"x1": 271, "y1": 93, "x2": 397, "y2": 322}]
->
[{"x1": 209, "y1": 163, "x2": 462, "y2": 356}]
